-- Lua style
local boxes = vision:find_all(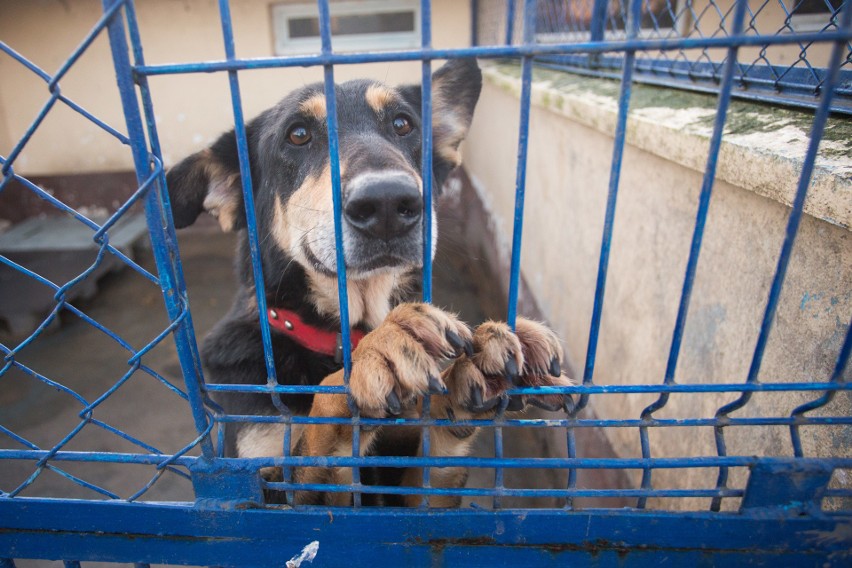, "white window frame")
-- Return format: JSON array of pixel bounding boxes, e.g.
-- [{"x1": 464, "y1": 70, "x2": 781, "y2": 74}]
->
[{"x1": 272, "y1": 0, "x2": 421, "y2": 55}]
